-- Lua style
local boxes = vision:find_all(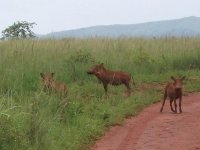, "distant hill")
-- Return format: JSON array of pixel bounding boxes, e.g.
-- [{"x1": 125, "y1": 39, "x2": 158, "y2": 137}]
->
[{"x1": 41, "y1": 16, "x2": 200, "y2": 38}]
